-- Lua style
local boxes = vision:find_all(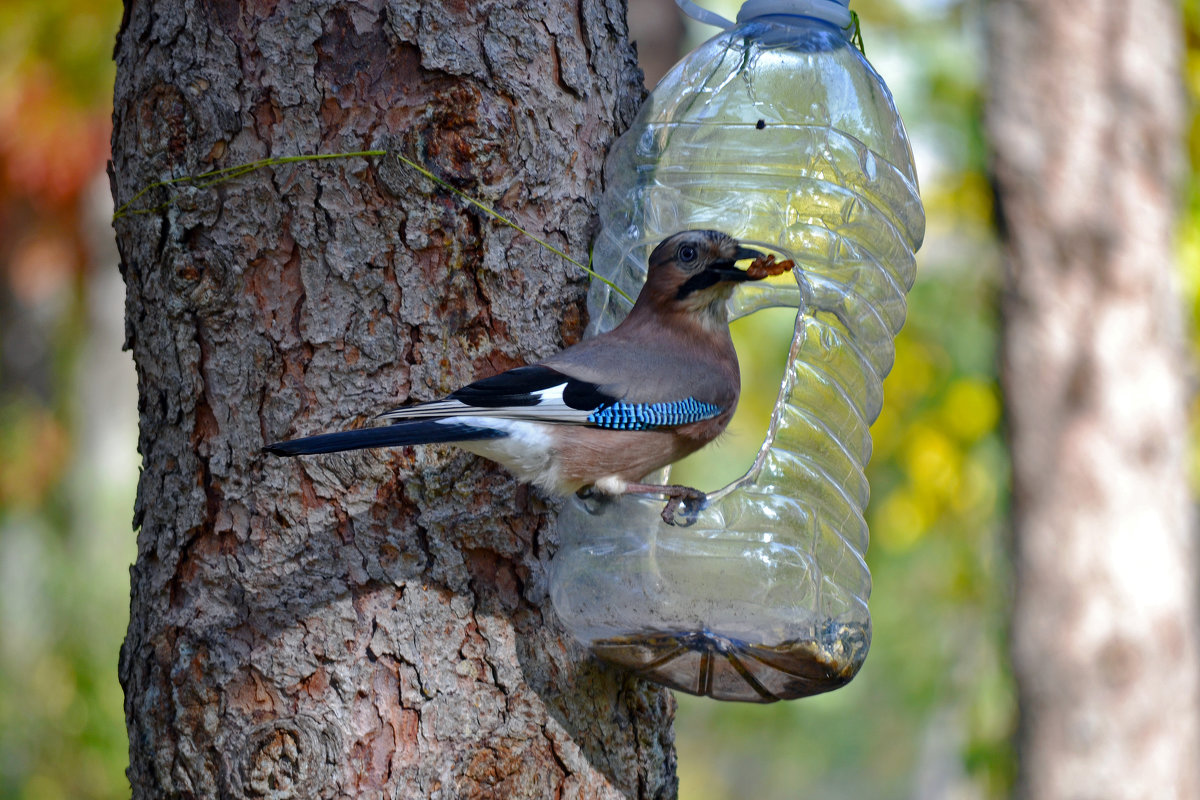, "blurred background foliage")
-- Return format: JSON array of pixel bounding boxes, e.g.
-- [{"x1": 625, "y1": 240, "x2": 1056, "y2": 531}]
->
[
  {"x1": 0, "y1": 0, "x2": 1194, "y2": 798},
  {"x1": 0, "y1": 0, "x2": 131, "y2": 798},
  {"x1": 1183, "y1": 0, "x2": 1200, "y2": 496}
]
